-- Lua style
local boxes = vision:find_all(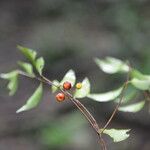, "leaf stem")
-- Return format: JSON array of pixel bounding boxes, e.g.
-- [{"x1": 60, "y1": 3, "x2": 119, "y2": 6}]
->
[
  {"x1": 100, "y1": 63, "x2": 131, "y2": 133},
  {"x1": 100, "y1": 81, "x2": 129, "y2": 133}
]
